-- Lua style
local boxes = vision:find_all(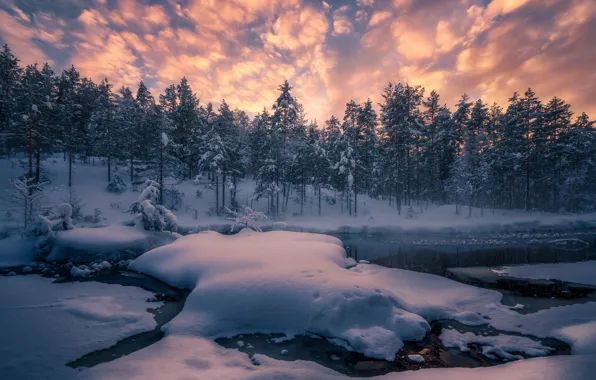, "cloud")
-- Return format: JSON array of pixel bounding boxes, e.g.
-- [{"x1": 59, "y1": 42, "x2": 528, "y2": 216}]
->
[
  {"x1": 332, "y1": 6, "x2": 353, "y2": 35},
  {"x1": 0, "y1": 0, "x2": 594, "y2": 123}
]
